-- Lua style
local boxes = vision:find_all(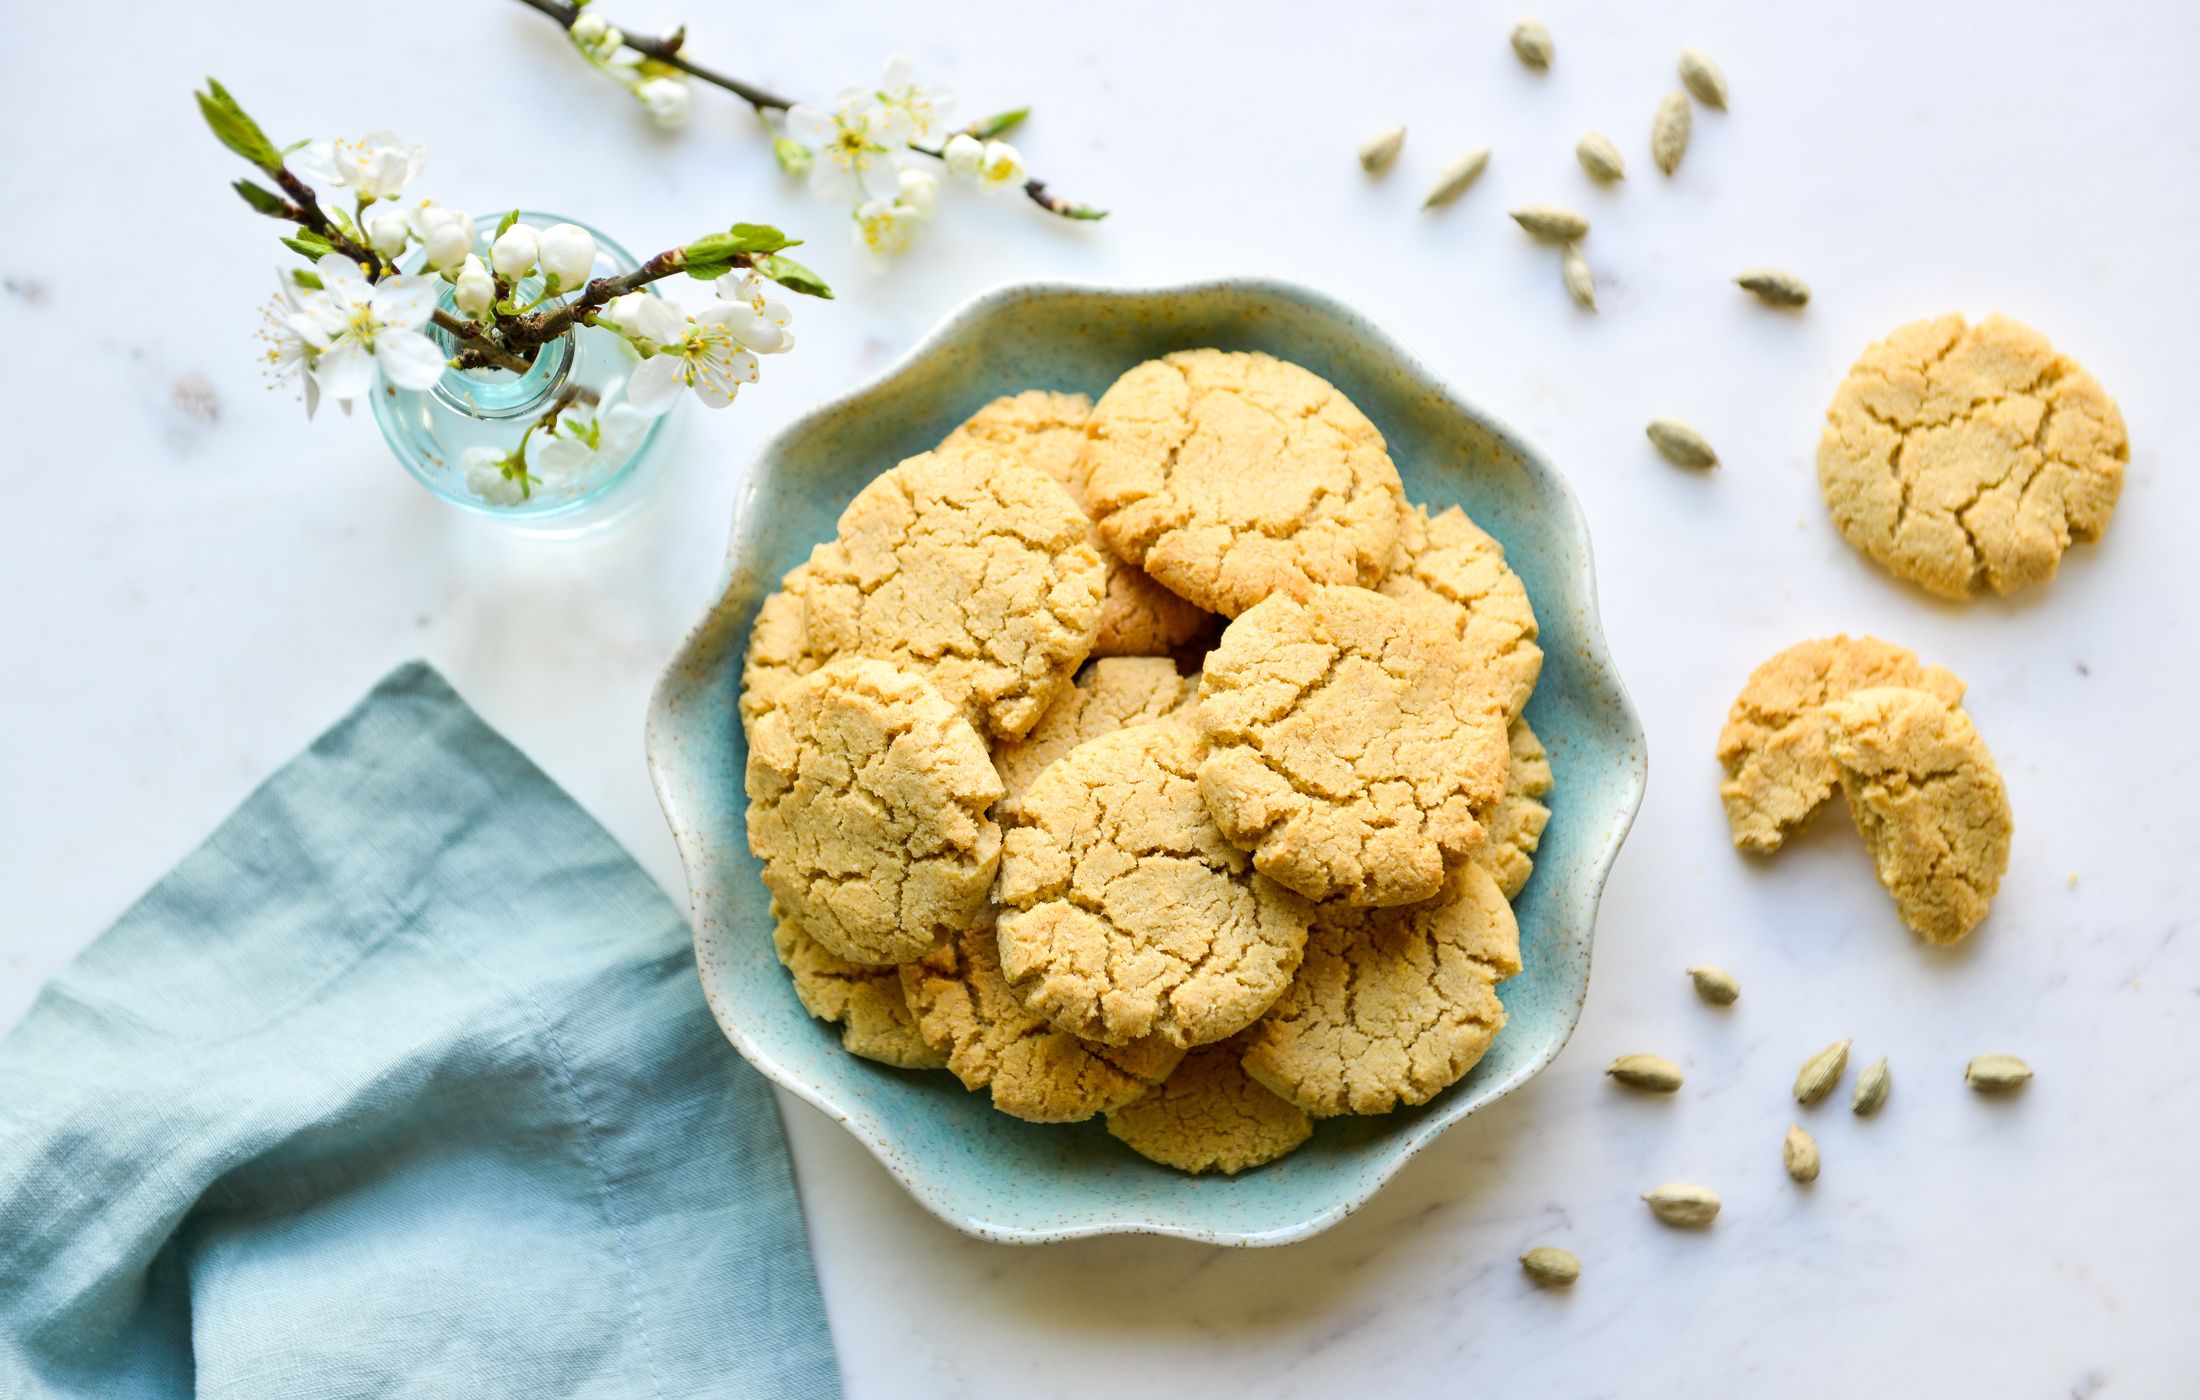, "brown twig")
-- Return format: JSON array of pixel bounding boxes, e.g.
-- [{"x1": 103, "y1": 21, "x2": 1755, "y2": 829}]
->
[
  {"x1": 501, "y1": 248, "x2": 736, "y2": 346},
  {"x1": 434, "y1": 310, "x2": 533, "y2": 372},
  {"x1": 510, "y1": 0, "x2": 796, "y2": 112}
]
